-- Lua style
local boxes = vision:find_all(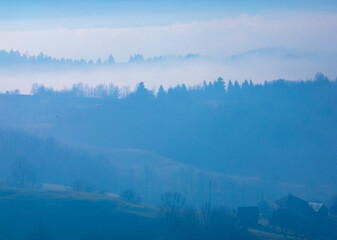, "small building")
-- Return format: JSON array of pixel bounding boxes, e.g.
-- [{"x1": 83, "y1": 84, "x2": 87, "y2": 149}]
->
[
  {"x1": 237, "y1": 206, "x2": 259, "y2": 226},
  {"x1": 274, "y1": 194, "x2": 314, "y2": 217},
  {"x1": 274, "y1": 194, "x2": 328, "y2": 220}
]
